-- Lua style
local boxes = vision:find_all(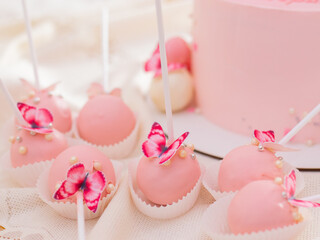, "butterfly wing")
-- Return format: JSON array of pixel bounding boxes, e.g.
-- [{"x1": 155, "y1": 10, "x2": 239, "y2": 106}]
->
[
  {"x1": 20, "y1": 78, "x2": 36, "y2": 92},
  {"x1": 43, "y1": 82, "x2": 59, "y2": 92},
  {"x1": 83, "y1": 171, "x2": 106, "y2": 213},
  {"x1": 159, "y1": 132, "x2": 189, "y2": 165},
  {"x1": 144, "y1": 45, "x2": 160, "y2": 72},
  {"x1": 142, "y1": 122, "x2": 167, "y2": 158},
  {"x1": 288, "y1": 199, "x2": 320, "y2": 208},
  {"x1": 53, "y1": 163, "x2": 86, "y2": 200},
  {"x1": 17, "y1": 103, "x2": 53, "y2": 133},
  {"x1": 17, "y1": 102, "x2": 36, "y2": 125},
  {"x1": 34, "y1": 107, "x2": 53, "y2": 127},
  {"x1": 284, "y1": 170, "x2": 296, "y2": 199},
  {"x1": 254, "y1": 130, "x2": 275, "y2": 144}
]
